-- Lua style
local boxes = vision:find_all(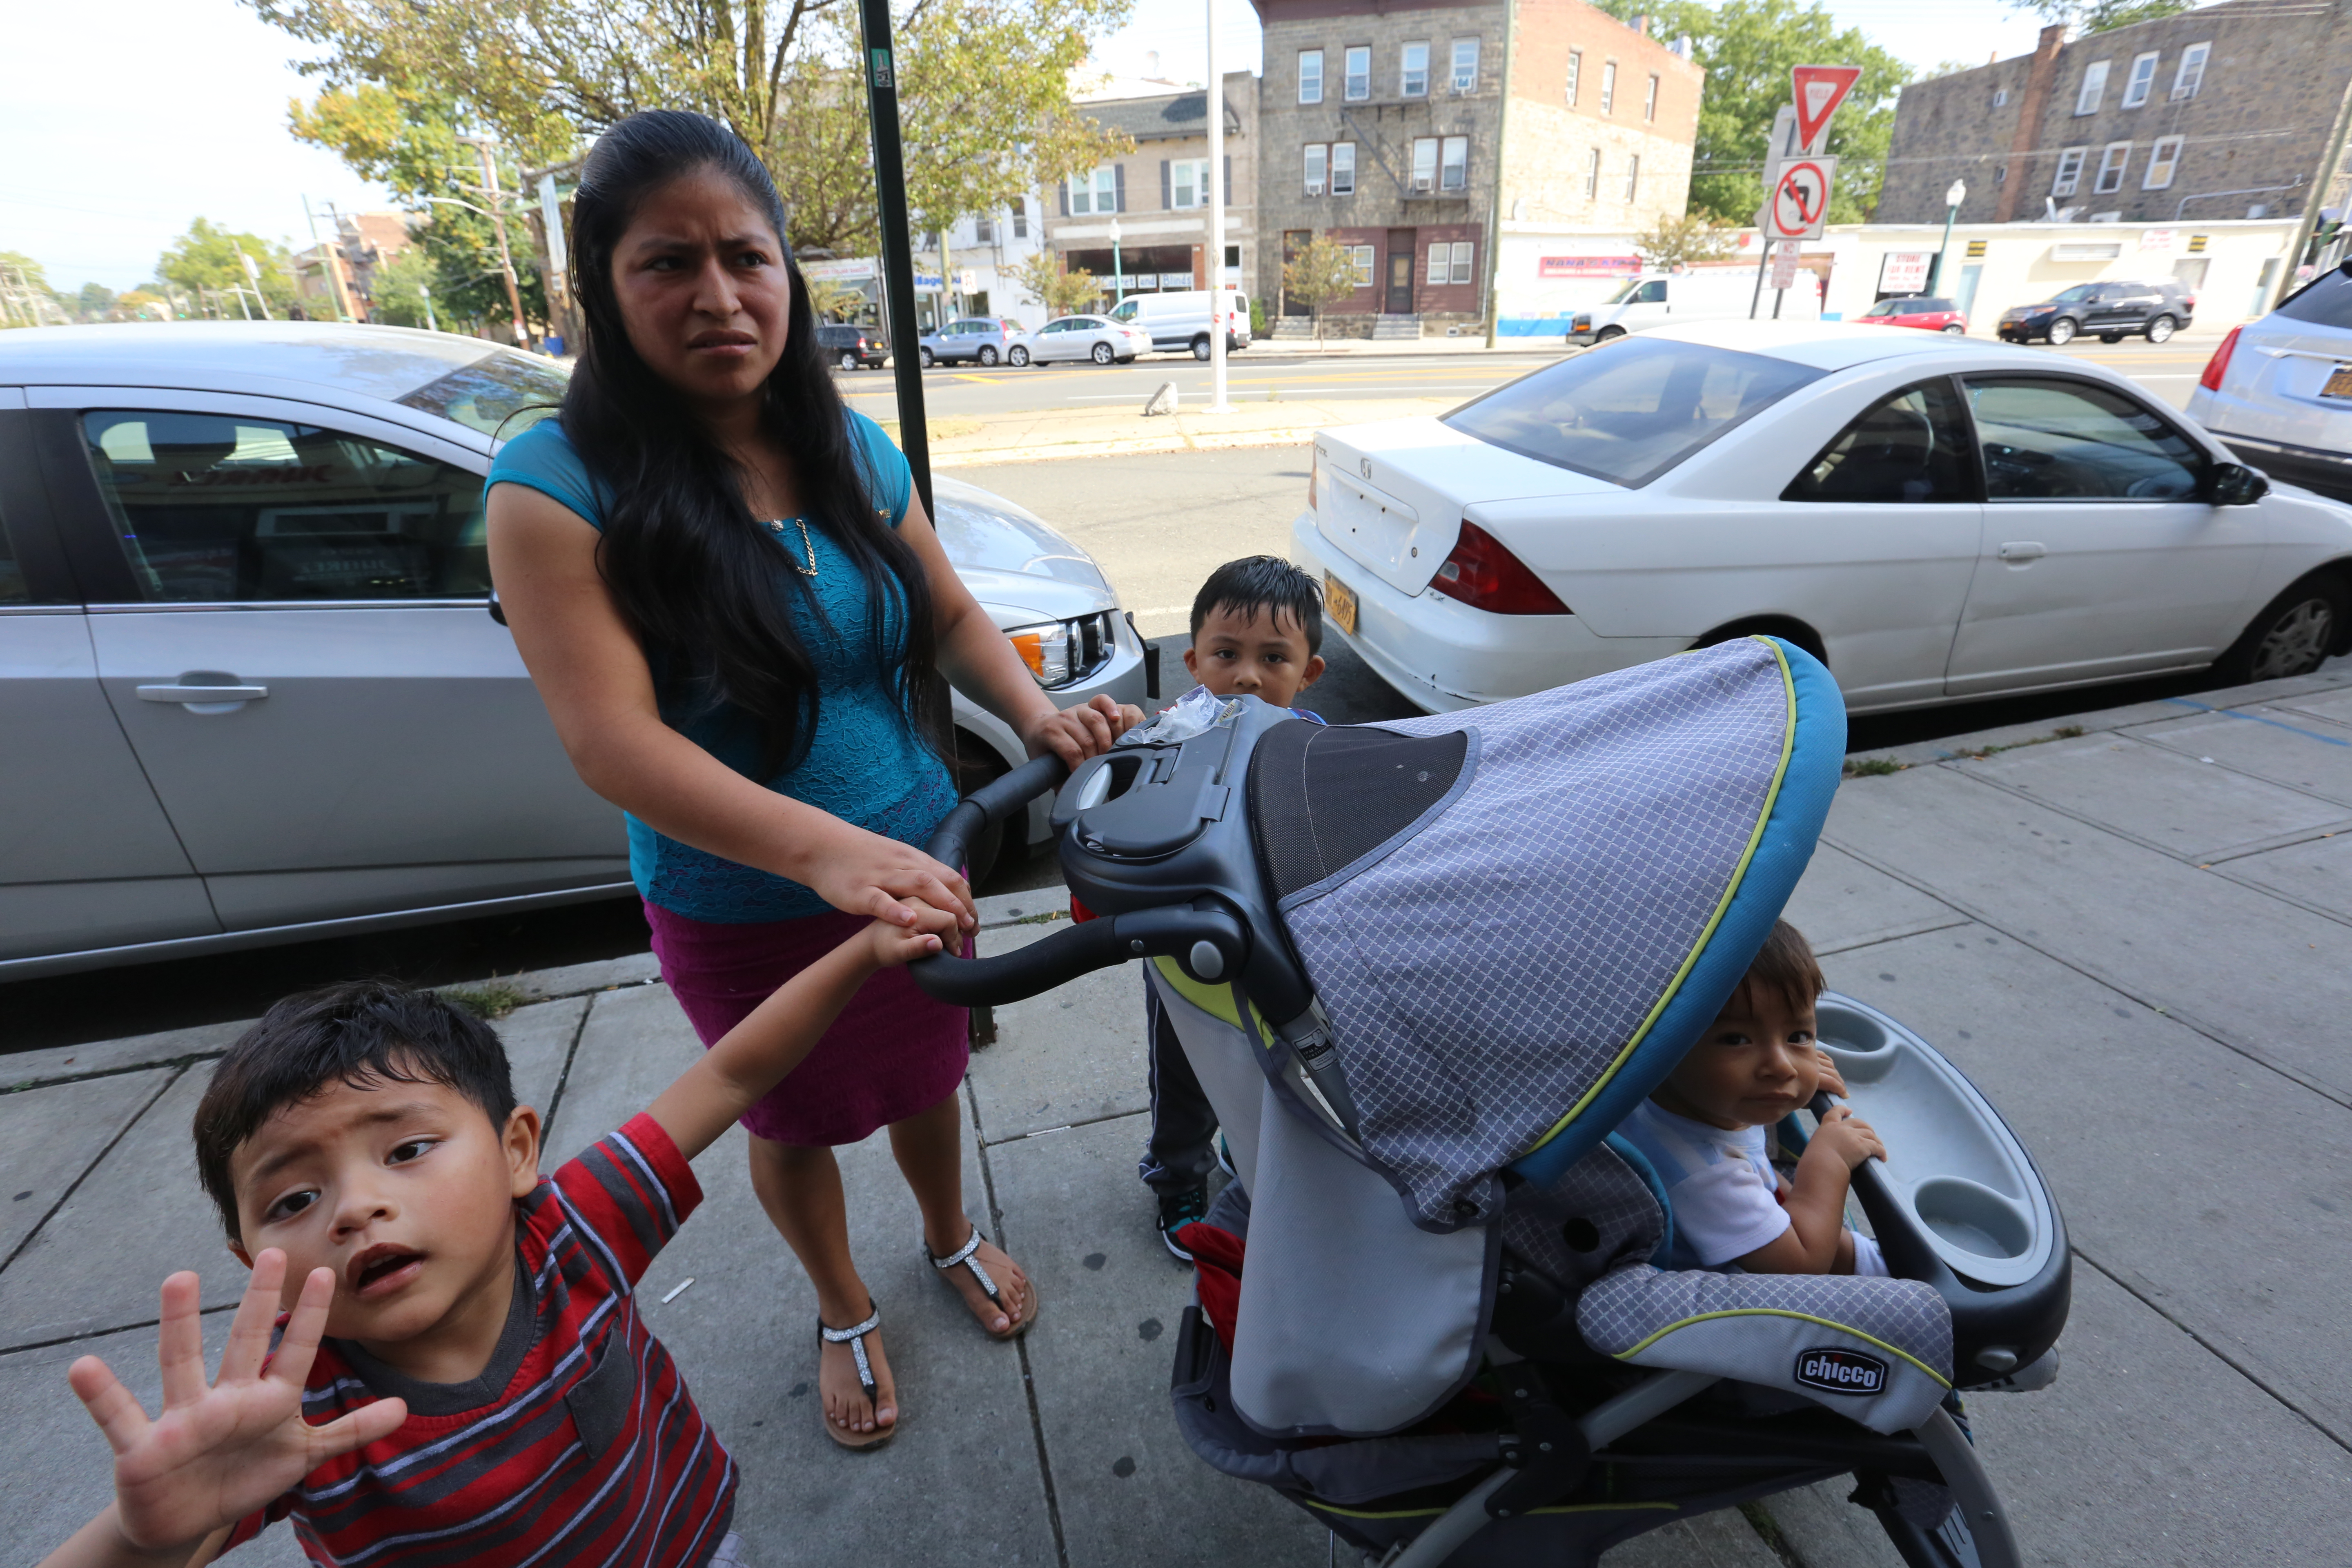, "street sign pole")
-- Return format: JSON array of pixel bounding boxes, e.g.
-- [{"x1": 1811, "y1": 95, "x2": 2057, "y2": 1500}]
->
[{"x1": 856, "y1": 0, "x2": 931, "y2": 516}]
